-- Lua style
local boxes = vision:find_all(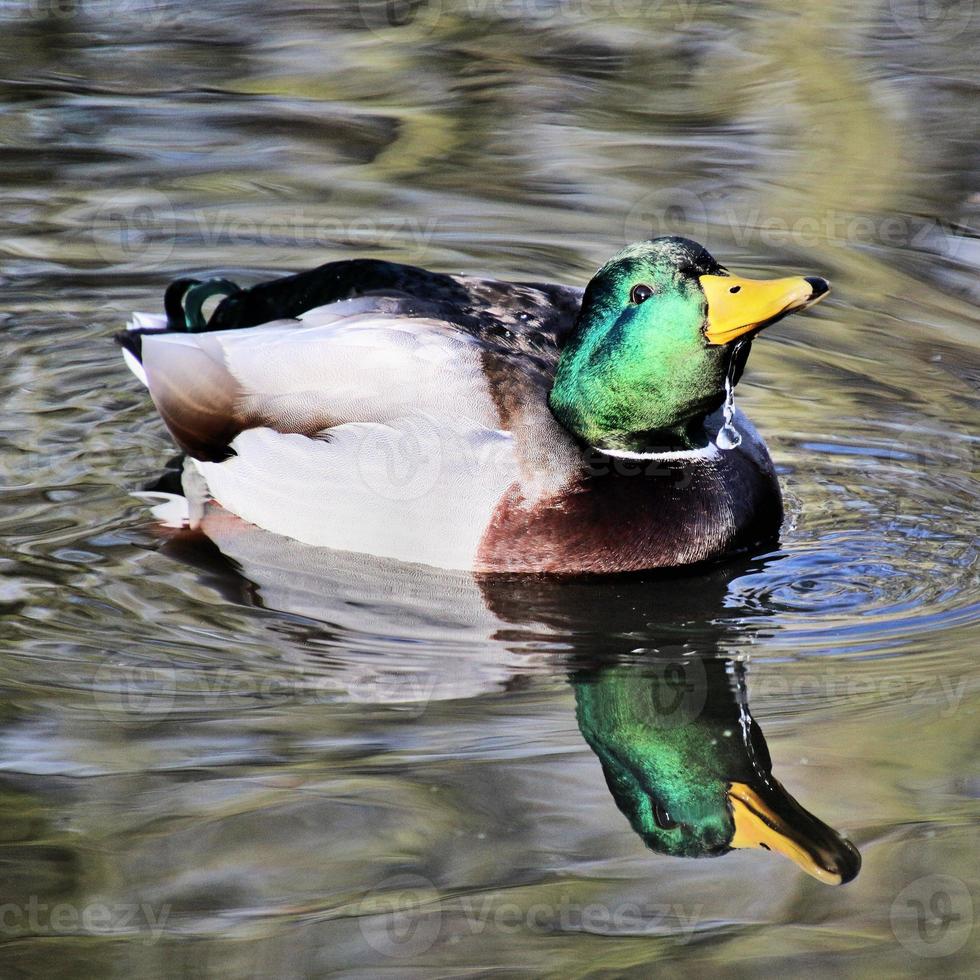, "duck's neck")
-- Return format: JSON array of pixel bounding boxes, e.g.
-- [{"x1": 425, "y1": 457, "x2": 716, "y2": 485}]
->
[{"x1": 592, "y1": 418, "x2": 714, "y2": 455}]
